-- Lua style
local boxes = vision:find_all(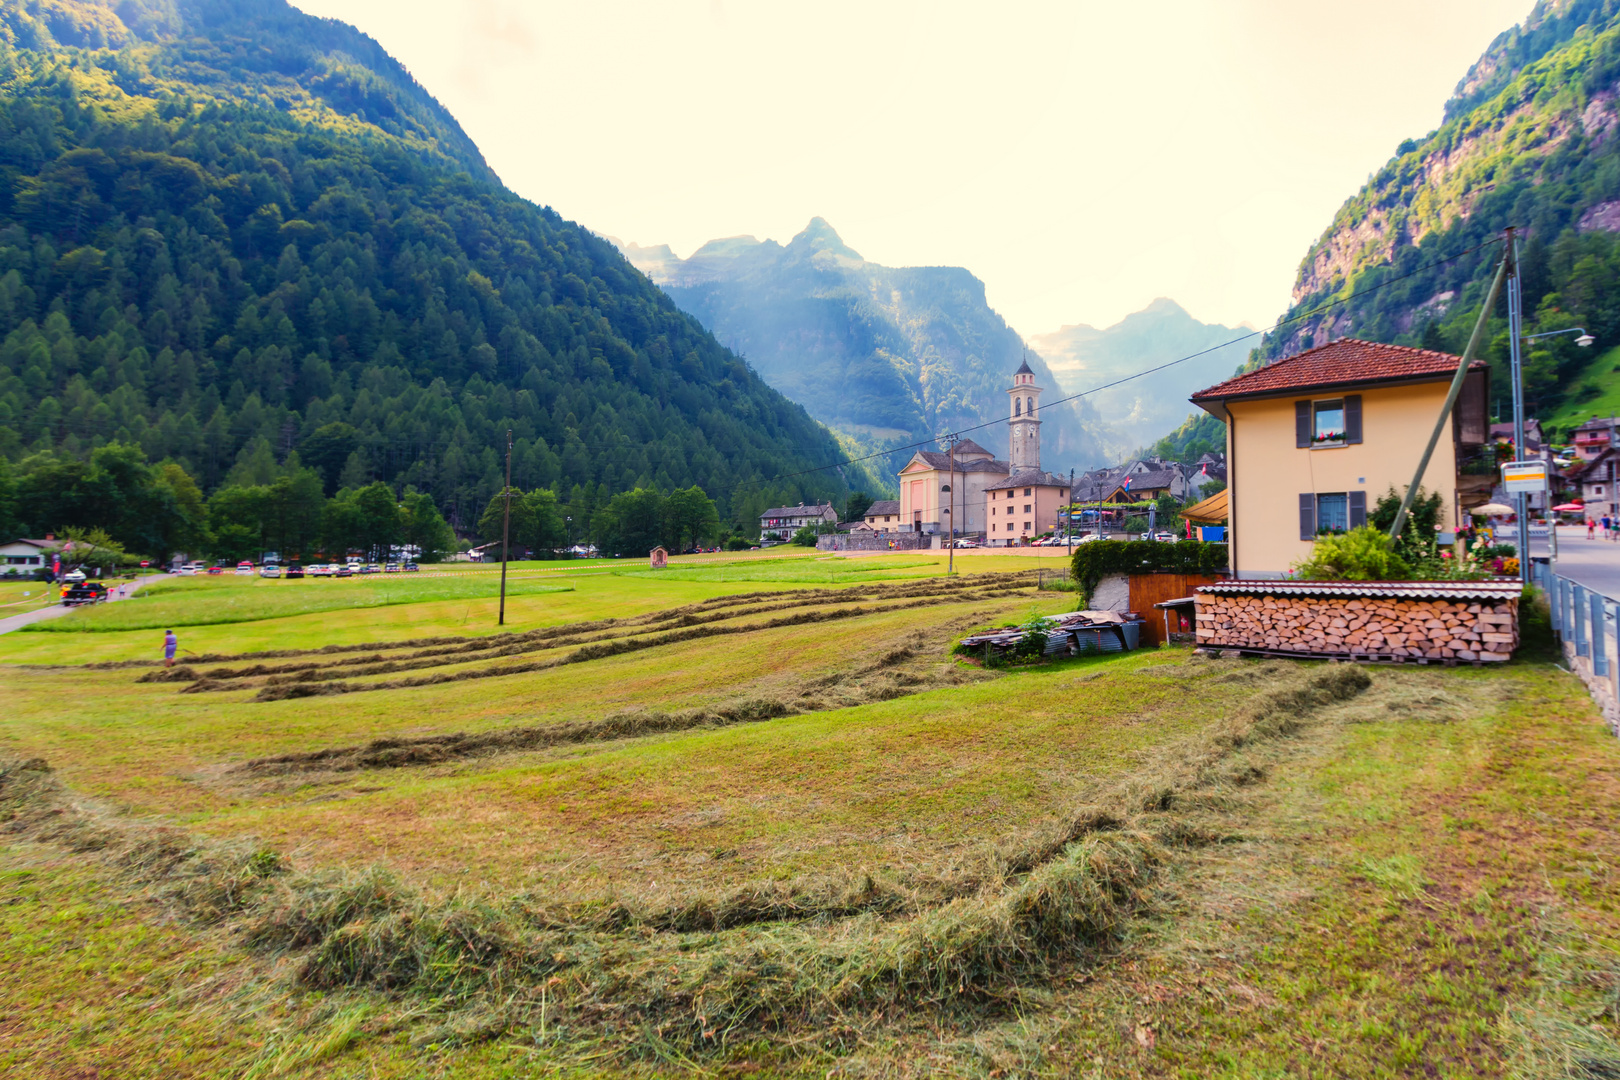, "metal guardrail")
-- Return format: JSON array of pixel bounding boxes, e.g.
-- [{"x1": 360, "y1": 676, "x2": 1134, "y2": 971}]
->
[{"x1": 1535, "y1": 558, "x2": 1619, "y2": 712}]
